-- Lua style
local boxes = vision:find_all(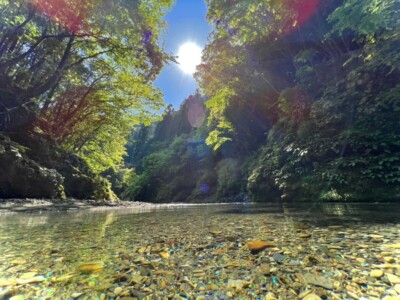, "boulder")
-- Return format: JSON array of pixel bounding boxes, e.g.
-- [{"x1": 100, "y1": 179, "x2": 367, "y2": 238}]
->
[
  {"x1": 0, "y1": 134, "x2": 64, "y2": 198},
  {"x1": 0, "y1": 133, "x2": 117, "y2": 200}
]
